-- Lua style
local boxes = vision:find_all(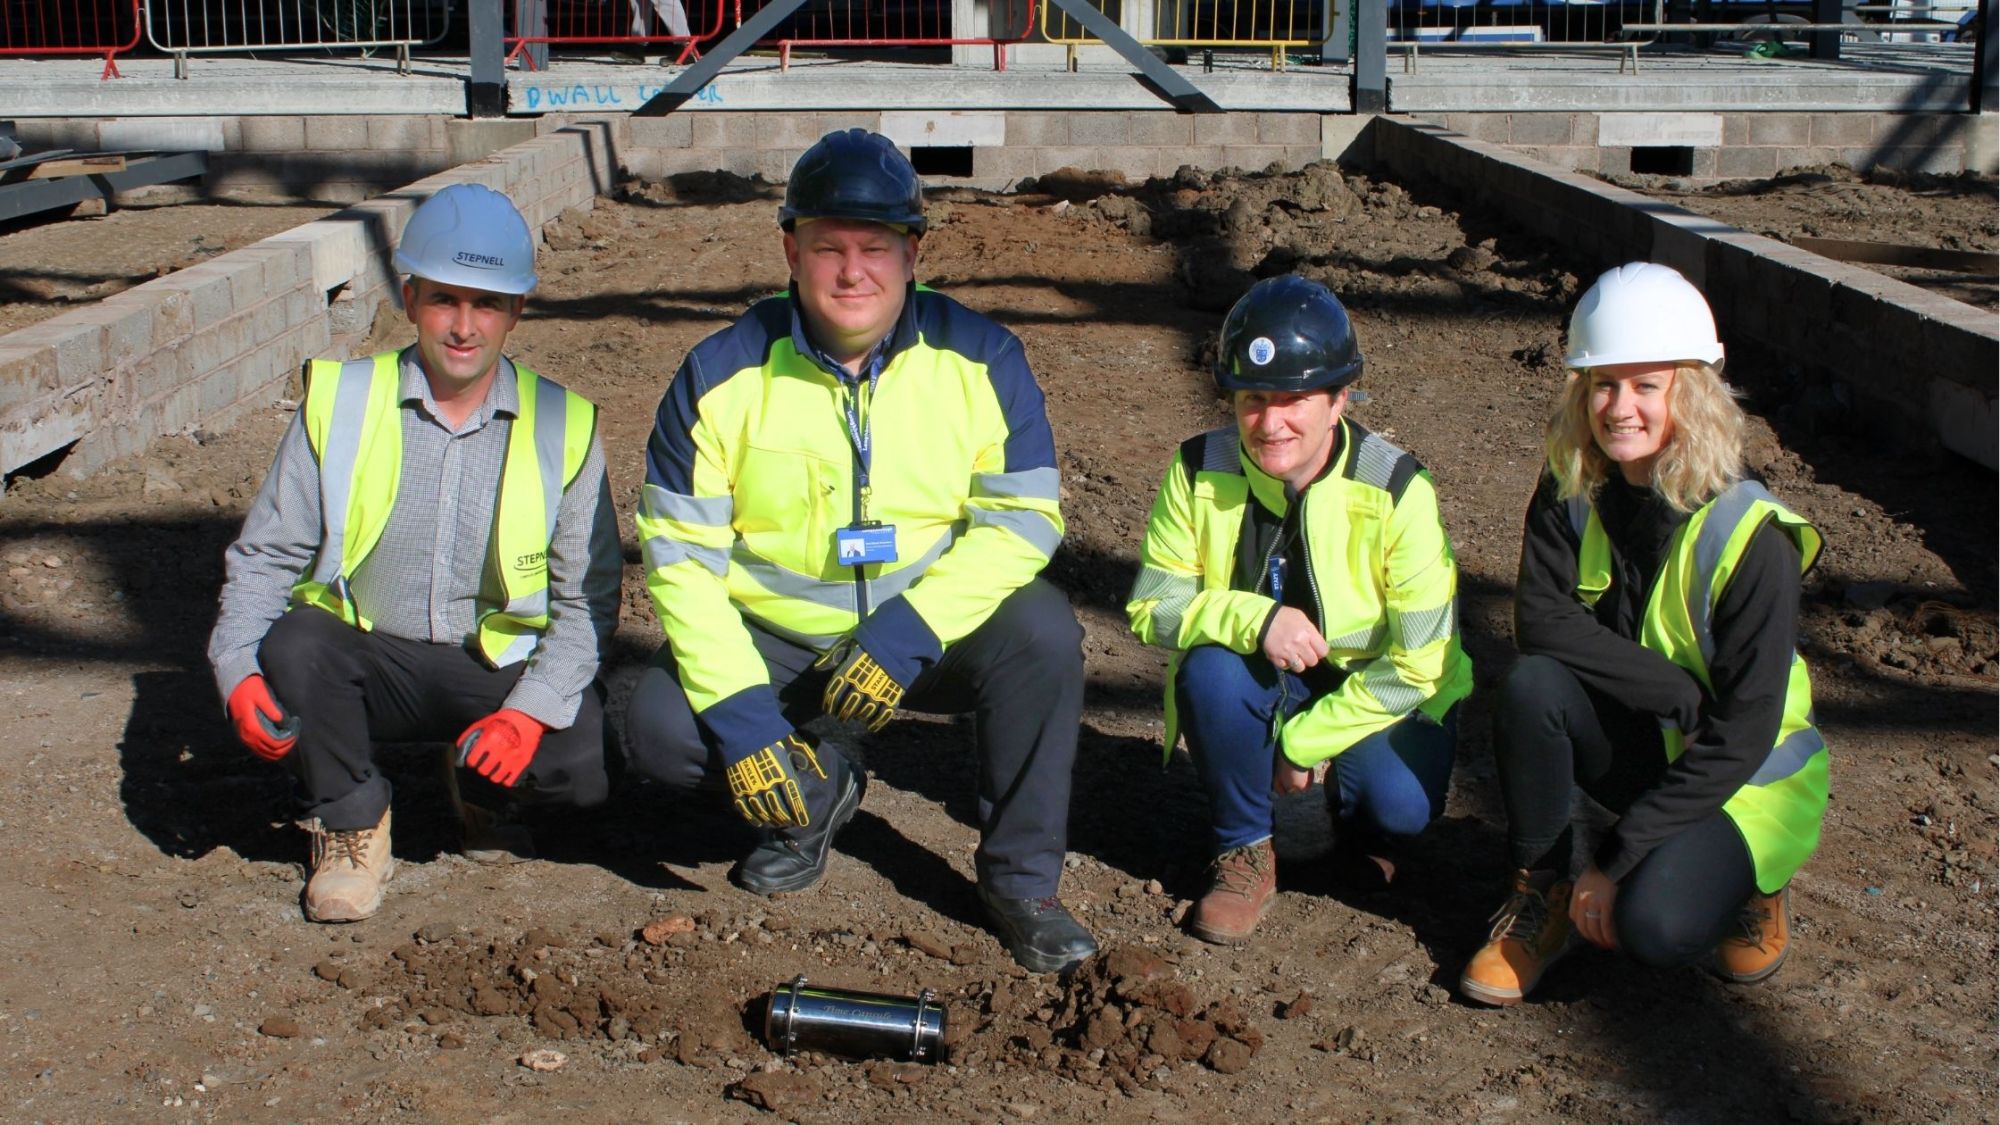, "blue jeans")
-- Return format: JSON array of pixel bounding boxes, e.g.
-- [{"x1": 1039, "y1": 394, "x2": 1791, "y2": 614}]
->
[{"x1": 1176, "y1": 644, "x2": 1456, "y2": 852}]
